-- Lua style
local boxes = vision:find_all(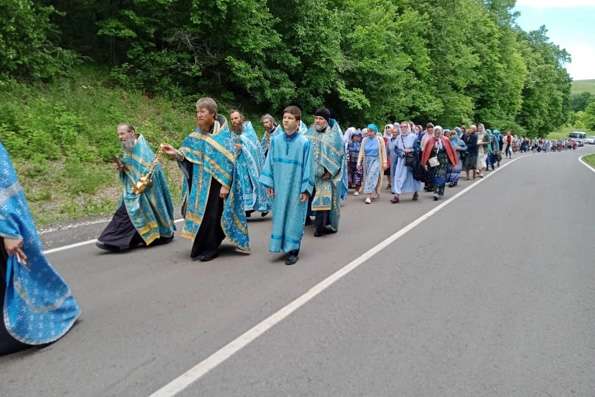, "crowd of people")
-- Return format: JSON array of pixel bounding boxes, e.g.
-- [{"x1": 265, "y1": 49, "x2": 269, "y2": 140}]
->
[{"x1": 0, "y1": 97, "x2": 577, "y2": 355}]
